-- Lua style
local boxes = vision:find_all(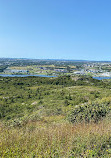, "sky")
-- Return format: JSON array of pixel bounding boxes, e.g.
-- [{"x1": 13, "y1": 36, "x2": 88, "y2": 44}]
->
[{"x1": 0, "y1": 0, "x2": 111, "y2": 61}]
